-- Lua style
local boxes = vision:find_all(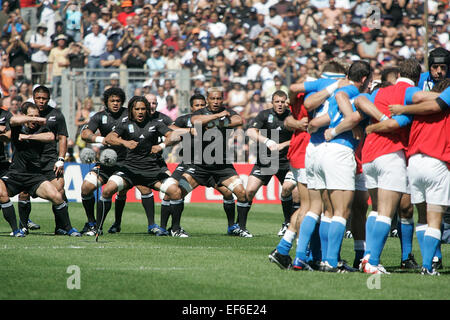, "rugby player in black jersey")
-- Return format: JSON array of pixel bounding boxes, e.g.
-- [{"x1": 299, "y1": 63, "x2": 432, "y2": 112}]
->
[
  {"x1": 79, "y1": 87, "x2": 129, "y2": 235},
  {"x1": 0, "y1": 102, "x2": 81, "y2": 236},
  {"x1": 246, "y1": 90, "x2": 294, "y2": 235},
  {"x1": 158, "y1": 93, "x2": 239, "y2": 235},
  {"x1": 17, "y1": 86, "x2": 72, "y2": 235},
  {"x1": 97, "y1": 96, "x2": 187, "y2": 237},
  {"x1": 180, "y1": 87, "x2": 252, "y2": 237}
]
